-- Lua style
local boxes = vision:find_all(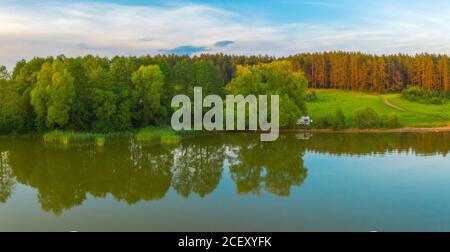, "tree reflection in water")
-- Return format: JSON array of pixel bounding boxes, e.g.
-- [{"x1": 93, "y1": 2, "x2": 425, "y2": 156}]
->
[
  {"x1": 1, "y1": 132, "x2": 449, "y2": 215},
  {"x1": 226, "y1": 134, "x2": 307, "y2": 196},
  {"x1": 0, "y1": 151, "x2": 15, "y2": 203},
  {"x1": 171, "y1": 136, "x2": 225, "y2": 198}
]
